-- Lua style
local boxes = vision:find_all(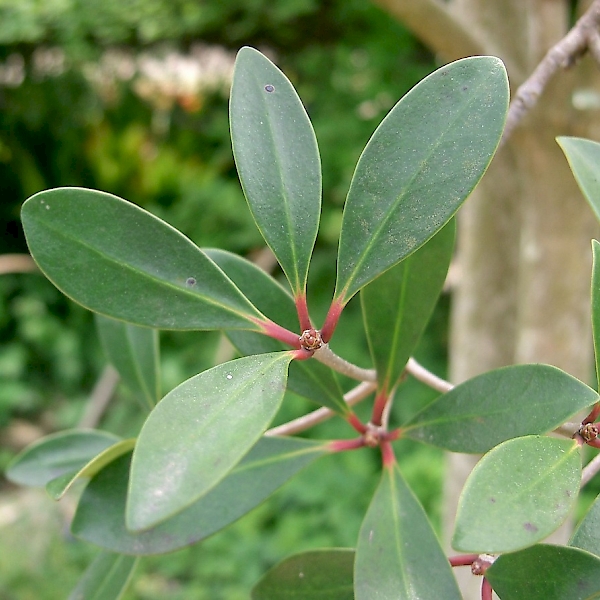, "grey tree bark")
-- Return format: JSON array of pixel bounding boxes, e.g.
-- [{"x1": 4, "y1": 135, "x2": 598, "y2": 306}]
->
[{"x1": 372, "y1": 0, "x2": 600, "y2": 597}]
